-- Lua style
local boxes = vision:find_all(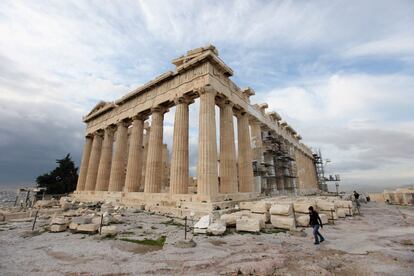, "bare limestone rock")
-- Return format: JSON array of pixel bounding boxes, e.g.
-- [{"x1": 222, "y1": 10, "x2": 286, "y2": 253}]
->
[
  {"x1": 251, "y1": 201, "x2": 271, "y2": 213},
  {"x1": 236, "y1": 217, "x2": 261, "y2": 232},
  {"x1": 270, "y1": 215, "x2": 296, "y2": 230}
]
